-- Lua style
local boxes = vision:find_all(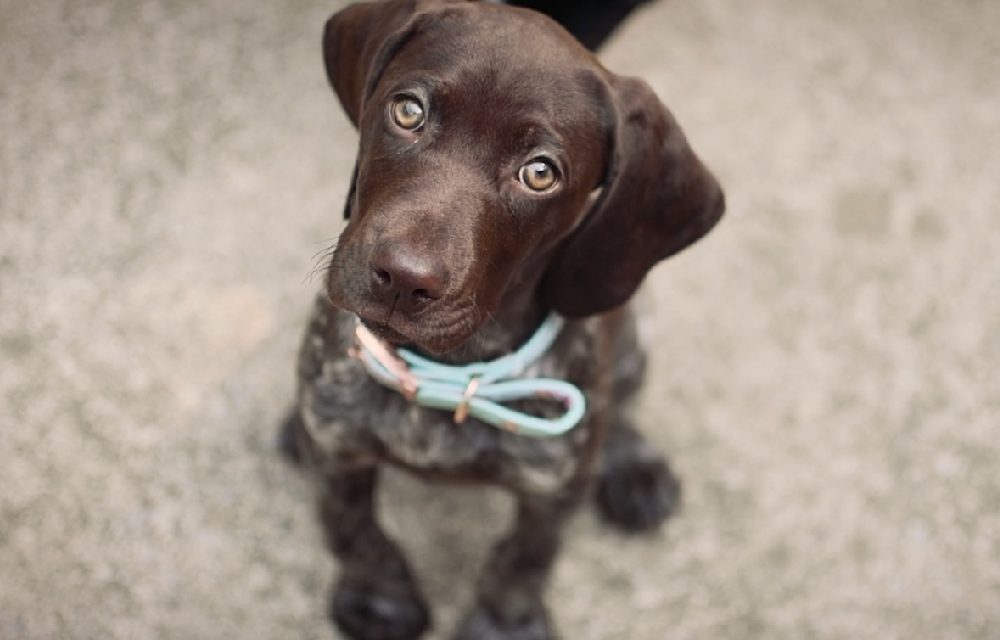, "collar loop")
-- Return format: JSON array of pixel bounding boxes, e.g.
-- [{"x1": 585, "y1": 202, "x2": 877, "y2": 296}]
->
[{"x1": 351, "y1": 314, "x2": 587, "y2": 437}]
